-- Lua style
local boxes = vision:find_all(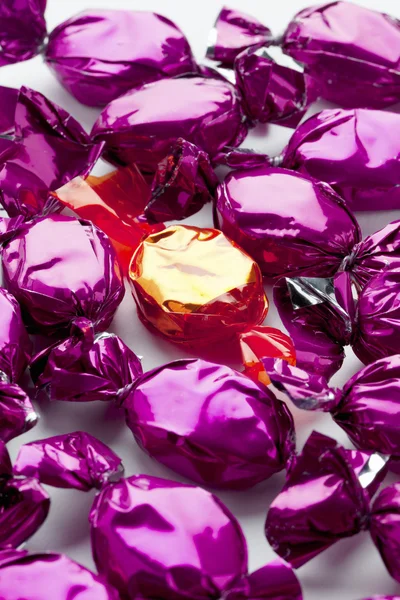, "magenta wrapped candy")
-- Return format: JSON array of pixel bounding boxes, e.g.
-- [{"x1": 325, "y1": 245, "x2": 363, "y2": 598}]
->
[
  {"x1": 0, "y1": 0, "x2": 46, "y2": 66},
  {"x1": 274, "y1": 271, "x2": 400, "y2": 379},
  {"x1": 45, "y1": 10, "x2": 197, "y2": 107},
  {"x1": 265, "y1": 431, "x2": 400, "y2": 584},
  {"x1": 91, "y1": 76, "x2": 247, "y2": 170},
  {"x1": 2, "y1": 214, "x2": 124, "y2": 337},
  {"x1": 145, "y1": 138, "x2": 218, "y2": 222},
  {"x1": 14, "y1": 431, "x2": 302, "y2": 600},
  {"x1": 0, "y1": 441, "x2": 49, "y2": 549},
  {"x1": 0, "y1": 550, "x2": 118, "y2": 599},
  {"x1": 125, "y1": 358, "x2": 295, "y2": 489},
  {"x1": 265, "y1": 356, "x2": 400, "y2": 467},
  {"x1": 0, "y1": 85, "x2": 102, "y2": 220},
  {"x1": 207, "y1": 7, "x2": 272, "y2": 67},
  {"x1": 0, "y1": 288, "x2": 36, "y2": 442},
  {"x1": 282, "y1": 2, "x2": 400, "y2": 109},
  {"x1": 216, "y1": 166, "x2": 400, "y2": 283}
]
